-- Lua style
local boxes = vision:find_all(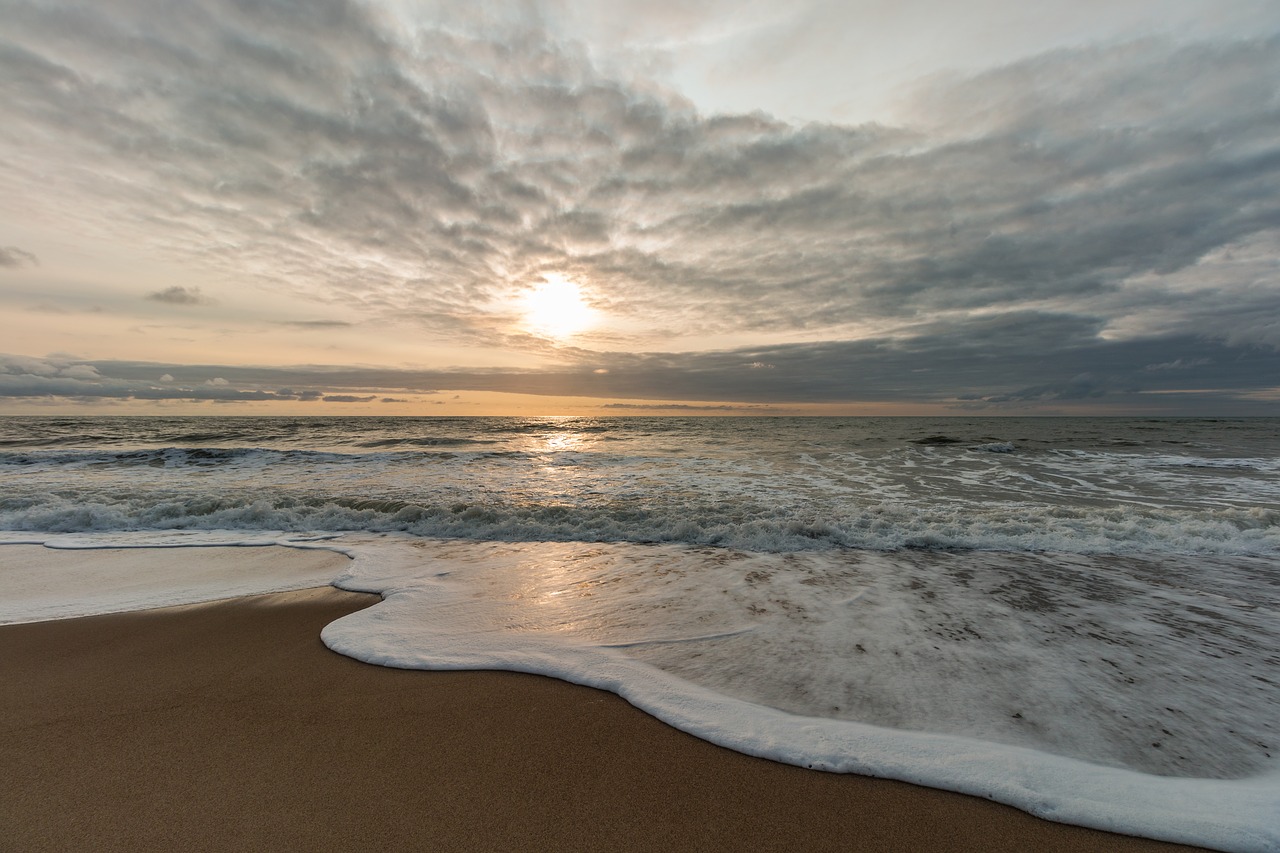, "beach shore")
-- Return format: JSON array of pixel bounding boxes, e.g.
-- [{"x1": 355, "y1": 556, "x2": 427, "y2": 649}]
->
[{"x1": 1, "y1": 566, "x2": 1207, "y2": 851}]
